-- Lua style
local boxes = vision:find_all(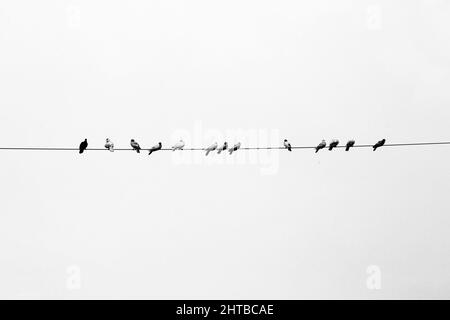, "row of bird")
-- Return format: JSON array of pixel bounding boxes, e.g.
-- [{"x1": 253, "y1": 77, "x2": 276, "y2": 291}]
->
[
  {"x1": 311, "y1": 138, "x2": 386, "y2": 152},
  {"x1": 78, "y1": 138, "x2": 387, "y2": 154},
  {"x1": 285, "y1": 139, "x2": 386, "y2": 152}
]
